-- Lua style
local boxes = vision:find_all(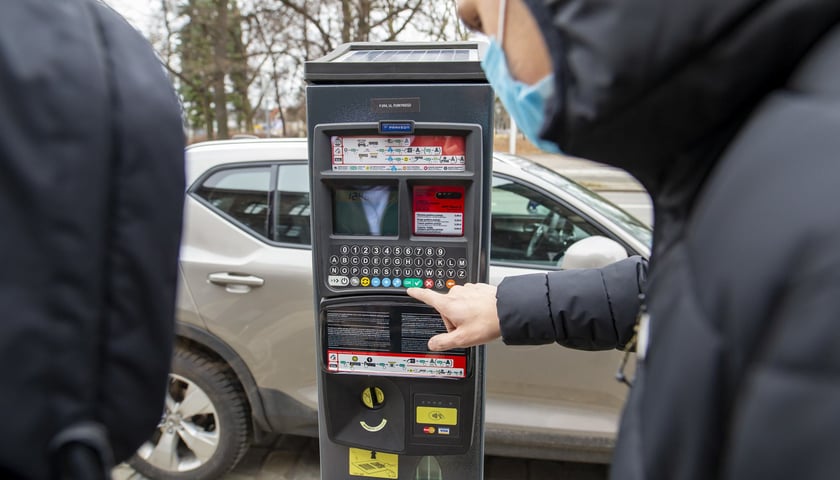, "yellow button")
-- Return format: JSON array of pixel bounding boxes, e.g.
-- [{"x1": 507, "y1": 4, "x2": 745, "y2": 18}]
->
[
  {"x1": 416, "y1": 406, "x2": 457, "y2": 426},
  {"x1": 360, "y1": 277, "x2": 371, "y2": 287},
  {"x1": 361, "y1": 387, "x2": 385, "y2": 409}
]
